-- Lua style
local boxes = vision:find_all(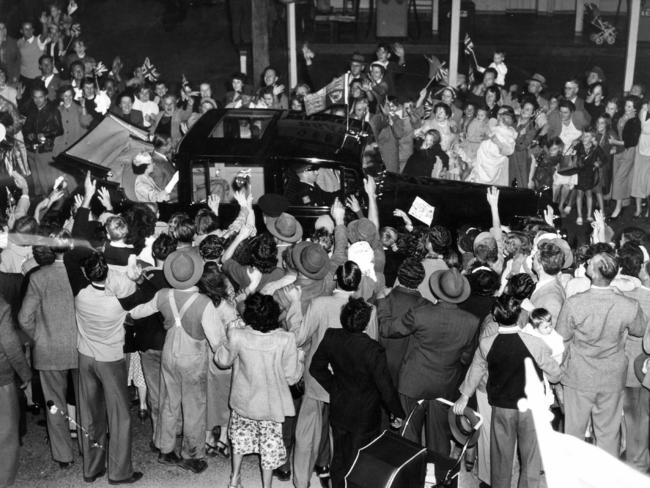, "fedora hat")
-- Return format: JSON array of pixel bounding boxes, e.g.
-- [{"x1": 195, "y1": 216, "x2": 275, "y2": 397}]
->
[
  {"x1": 526, "y1": 73, "x2": 547, "y2": 87},
  {"x1": 634, "y1": 353, "x2": 650, "y2": 385},
  {"x1": 537, "y1": 237, "x2": 573, "y2": 269},
  {"x1": 350, "y1": 52, "x2": 366, "y2": 64},
  {"x1": 258, "y1": 193, "x2": 289, "y2": 218},
  {"x1": 429, "y1": 268, "x2": 470, "y2": 304},
  {"x1": 347, "y1": 218, "x2": 380, "y2": 247},
  {"x1": 266, "y1": 212, "x2": 303, "y2": 243},
  {"x1": 163, "y1": 249, "x2": 204, "y2": 290},
  {"x1": 448, "y1": 406, "x2": 481, "y2": 447},
  {"x1": 291, "y1": 241, "x2": 329, "y2": 280}
]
